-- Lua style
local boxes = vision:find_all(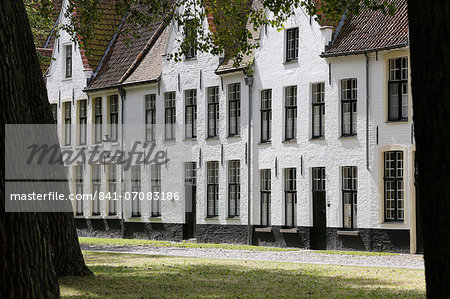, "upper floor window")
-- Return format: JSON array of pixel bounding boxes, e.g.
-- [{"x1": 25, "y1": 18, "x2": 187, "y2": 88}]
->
[
  {"x1": 342, "y1": 166, "x2": 357, "y2": 229},
  {"x1": 78, "y1": 100, "x2": 87, "y2": 145},
  {"x1": 145, "y1": 94, "x2": 156, "y2": 142},
  {"x1": 94, "y1": 97, "x2": 102, "y2": 144},
  {"x1": 51, "y1": 104, "x2": 58, "y2": 123},
  {"x1": 207, "y1": 86, "x2": 219, "y2": 138},
  {"x1": 341, "y1": 79, "x2": 357, "y2": 136},
  {"x1": 65, "y1": 44, "x2": 72, "y2": 78},
  {"x1": 388, "y1": 57, "x2": 408, "y2": 121},
  {"x1": 285, "y1": 86, "x2": 297, "y2": 140},
  {"x1": 312, "y1": 83, "x2": 325, "y2": 138},
  {"x1": 228, "y1": 83, "x2": 241, "y2": 136},
  {"x1": 207, "y1": 161, "x2": 219, "y2": 217},
  {"x1": 63, "y1": 102, "x2": 71, "y2": 146},
  {"x1": 165, "y1": 92, "x2": 176, "y2": 140},
  {"x1": 185, "y1": 89, "x2": 197, "y2": 139},
  {"x1": 109, "y1": 95, "x2": 119, "y2": 142},
  {"x1": 184, "y1": 19, "x2": 197, "y2": 59},
  {"x1": 286, "y1": 28, "x2": 299, "y2": 62},
  {"x1": 261, "y1": 89, "x2": 272, "y2": 142},
  {"x1": 384, "y1": 151, "x2": 404, "y2": 221},
  {"x1": 228, "y1": 160, "x2": 240, "y2": 217}
]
